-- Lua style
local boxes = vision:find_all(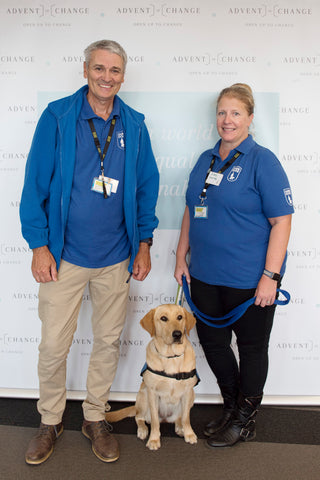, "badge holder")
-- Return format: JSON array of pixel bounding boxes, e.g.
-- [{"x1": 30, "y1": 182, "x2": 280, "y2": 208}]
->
[{"x1": 91, "y1": 177, "x2": 112, "y2": 196}]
